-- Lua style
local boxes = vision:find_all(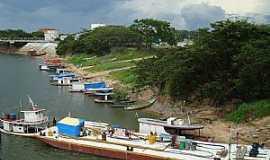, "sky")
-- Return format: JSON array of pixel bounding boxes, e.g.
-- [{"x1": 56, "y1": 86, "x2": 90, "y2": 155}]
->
[{"x1": 0, "y1": 0, "x2": 270, "y2": 33}]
